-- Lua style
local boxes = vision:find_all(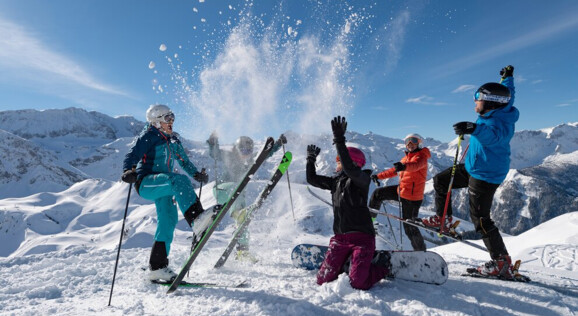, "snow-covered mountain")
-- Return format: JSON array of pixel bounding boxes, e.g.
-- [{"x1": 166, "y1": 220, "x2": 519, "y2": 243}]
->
[
  {"x1": 0, "y1": 108, "x2": 145, "y2": 197},
  {"x1": 0, "y1": 108, "x2": 577, "y2": 315},
  {"x1": 2, "y1": 108, "x2": 576, "y2": 236}
]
